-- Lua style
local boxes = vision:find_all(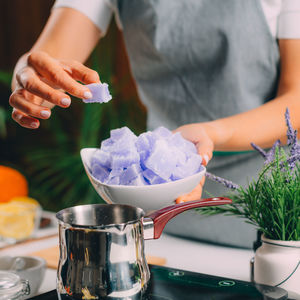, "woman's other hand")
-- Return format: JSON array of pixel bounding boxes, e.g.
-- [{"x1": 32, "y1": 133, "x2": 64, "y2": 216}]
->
[
  {"x1": 174, "y1": 123, "x2": 215, "y2": 165},
  {"x1": 174, "y1": 123, "x2": 217, "y2": 203},
  {"x1": 9, "y1": 6, "x2": 102, "y2": 129},
  {"x1": 9, "y1": 51, "x2": 100, "y2": 129}
]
